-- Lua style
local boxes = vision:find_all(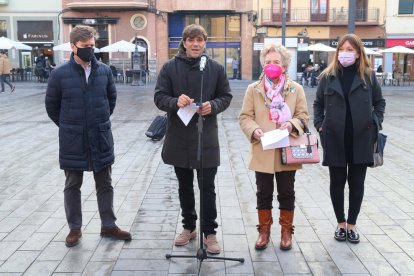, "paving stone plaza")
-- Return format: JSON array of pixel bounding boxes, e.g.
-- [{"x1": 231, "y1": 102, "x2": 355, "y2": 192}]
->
[{"x1": 0, "y1": 80, "x2": 413, "y2": 275}]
